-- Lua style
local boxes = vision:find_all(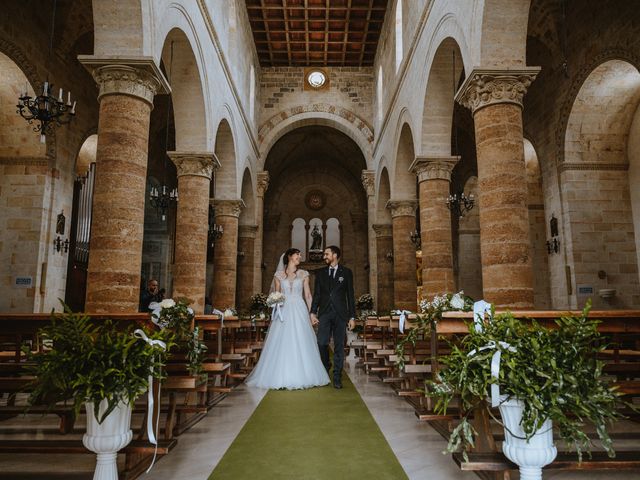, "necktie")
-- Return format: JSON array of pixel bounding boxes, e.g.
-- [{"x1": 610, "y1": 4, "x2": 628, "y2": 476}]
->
[{"x1": 330, "y1": 267, "x2": 335, "y2": 279}]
